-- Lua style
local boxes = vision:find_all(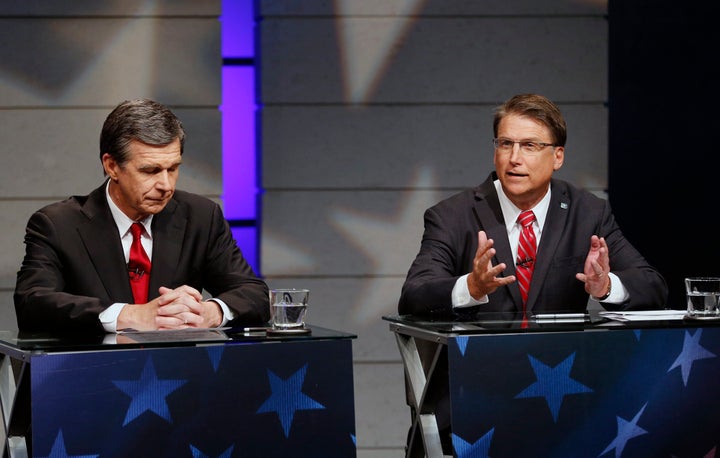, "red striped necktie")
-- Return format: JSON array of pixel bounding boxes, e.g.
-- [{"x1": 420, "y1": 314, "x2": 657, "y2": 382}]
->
[
  {"x1": 516, "y1": 210, "x2": 536, "y2": 328},
  {"x1": 128, "y1": 222, "x2": 151, "y2": 304}
]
